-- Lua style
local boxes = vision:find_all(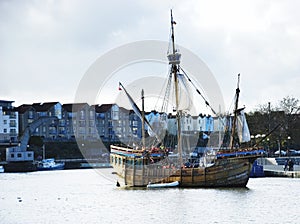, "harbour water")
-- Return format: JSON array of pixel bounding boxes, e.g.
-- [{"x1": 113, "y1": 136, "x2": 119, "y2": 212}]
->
[{"x1": 1, "y1": 169, "x2": 299, "y2": 224}]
